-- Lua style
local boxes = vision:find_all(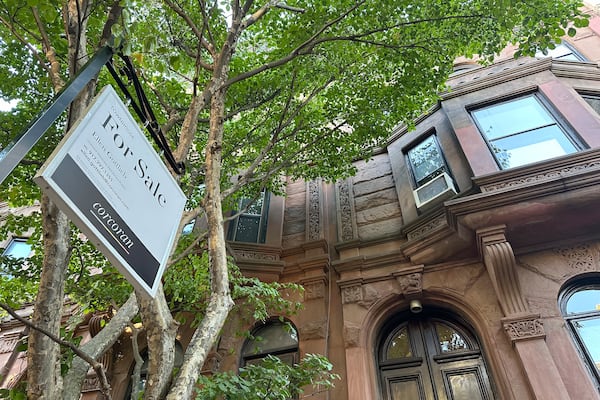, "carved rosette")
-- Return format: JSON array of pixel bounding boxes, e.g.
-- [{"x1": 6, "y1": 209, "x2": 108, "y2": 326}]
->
[
  {"x1": 307, "y1": 180, "x2": 322, "y2": 241},
  {"x1": 336, "y1": 179, "x2": 356, "y2": 242},
  {"x1": 502, "y1": 316, "x2": 545, "y2": 343},
  {"x1": 341, "y1": 284, "x2": 363, "y2": 304},
  {"x1": 304, "y1": 281, "x2": 326, "y2": 300}
]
